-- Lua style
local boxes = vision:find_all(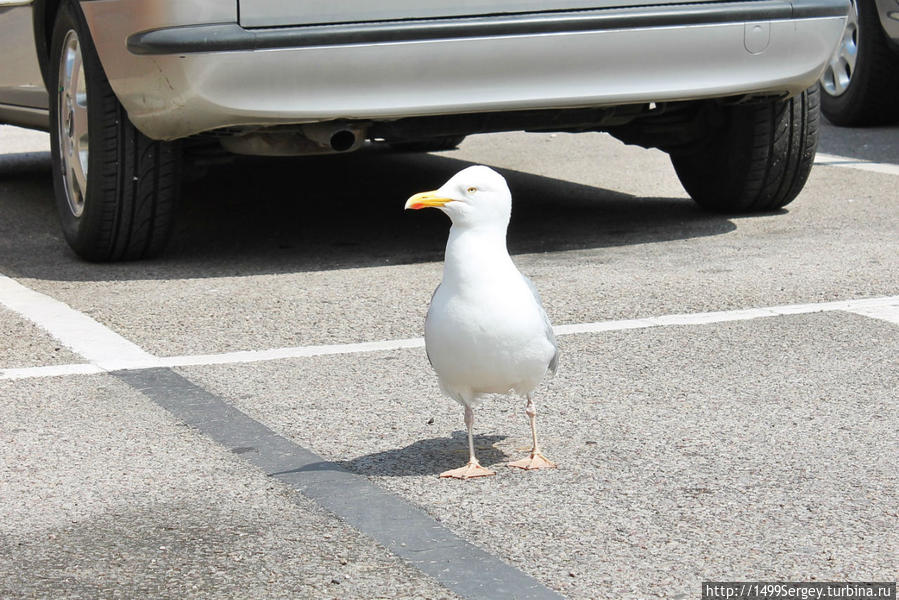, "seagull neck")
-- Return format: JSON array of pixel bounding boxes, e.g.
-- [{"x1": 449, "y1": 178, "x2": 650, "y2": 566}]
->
[{"x1": 443, "y1": 225, "x2": 513, "y2": 282}]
